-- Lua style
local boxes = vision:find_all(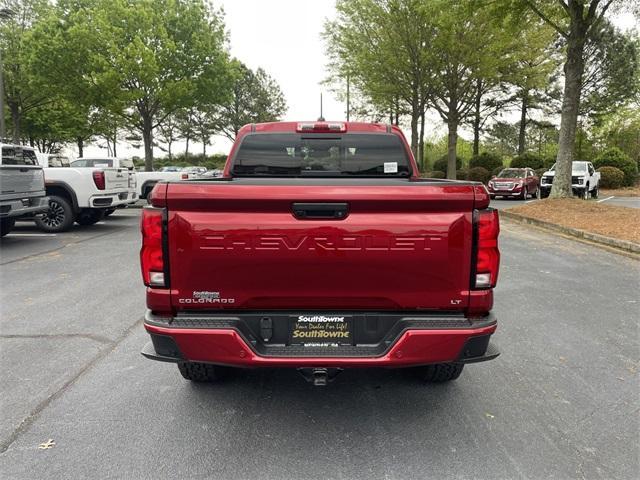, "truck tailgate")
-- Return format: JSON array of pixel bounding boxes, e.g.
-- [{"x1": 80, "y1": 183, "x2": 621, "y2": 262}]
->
[
  {"x1": 104, "y1": 168, "x2": 129, "y2": 190},
  {"x1": 0, "y1": 166, "x2": 45, "y2": 199},
  {"x1": 165, "y1": 181, "x2": 476, "y2": 311}
]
